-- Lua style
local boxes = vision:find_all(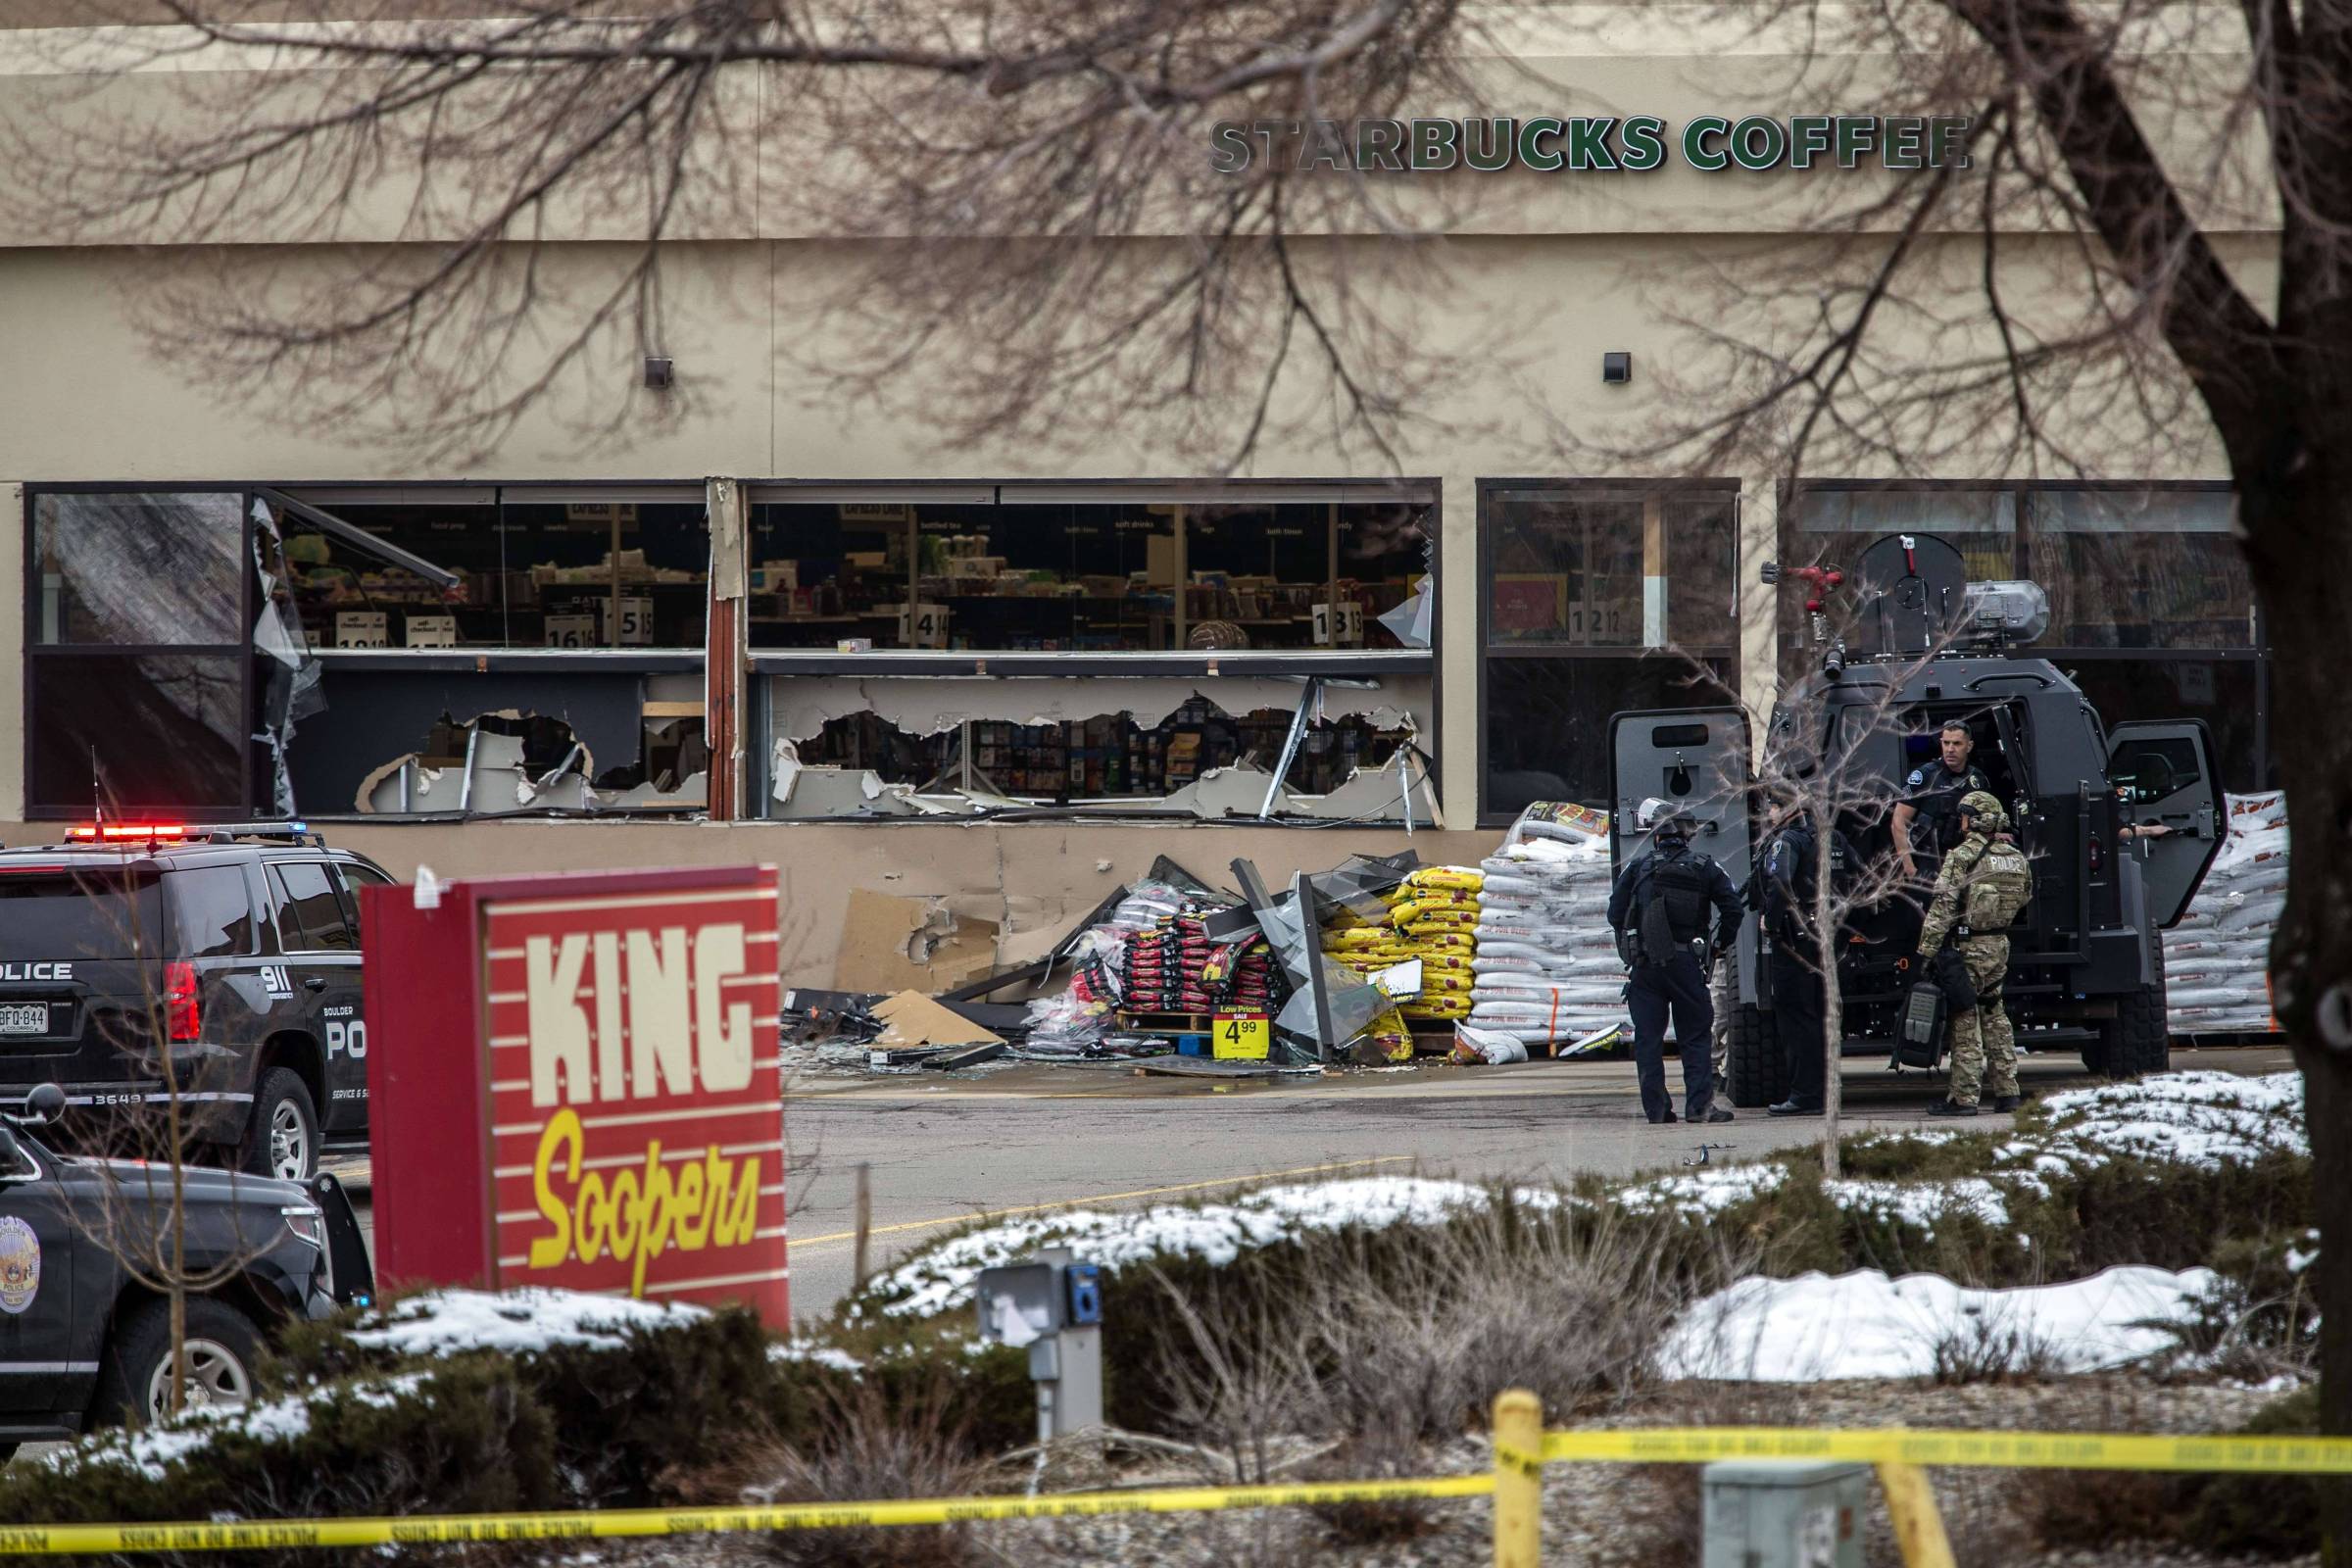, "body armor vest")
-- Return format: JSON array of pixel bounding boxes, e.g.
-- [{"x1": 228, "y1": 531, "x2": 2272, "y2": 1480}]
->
[
  {"x1": 1962, "y1": 839, "x2": 2033, "y2": 931},
  {"x1": 1638, "y1": 853, "x2": 1717, "y2": 961}
]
